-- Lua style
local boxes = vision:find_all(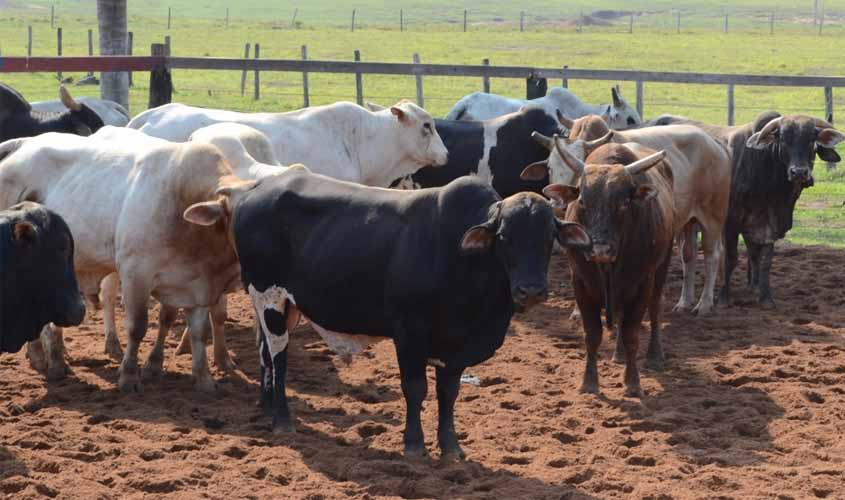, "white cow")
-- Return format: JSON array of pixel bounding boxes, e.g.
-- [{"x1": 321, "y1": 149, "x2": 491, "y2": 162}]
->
[
  {"x1": 127, "y1": 99, "x2": 449, "y2": 187},
  {"x1": 0, "y1": 127, "x2": 242, "y2": 392},
  {"x1": 445, "y1": 85, "x2": 642, "y2": 130},
  {"x1": 31, "y1": 96, "x2": 131, "y2": 127}
]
